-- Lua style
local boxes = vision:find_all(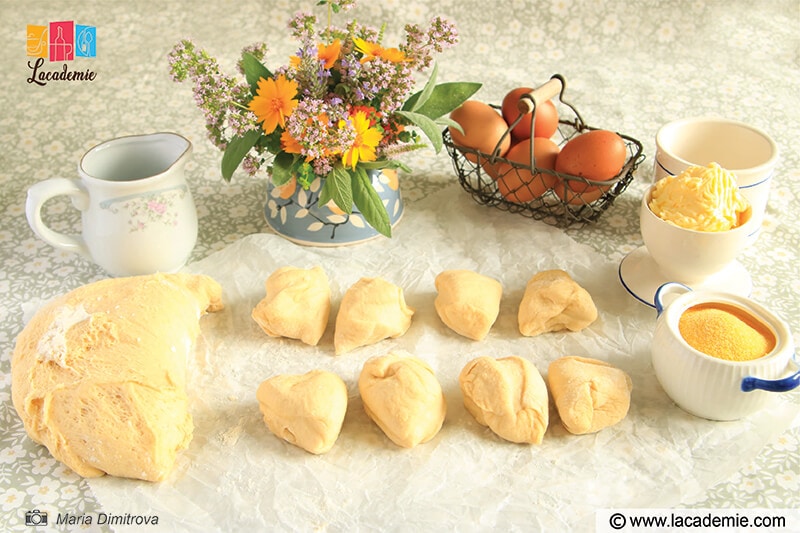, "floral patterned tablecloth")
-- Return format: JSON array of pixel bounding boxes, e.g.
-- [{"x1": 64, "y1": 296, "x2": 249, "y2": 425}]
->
[{"x1": 1, "y1": 0, "x2": 798, "y2": 531}]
